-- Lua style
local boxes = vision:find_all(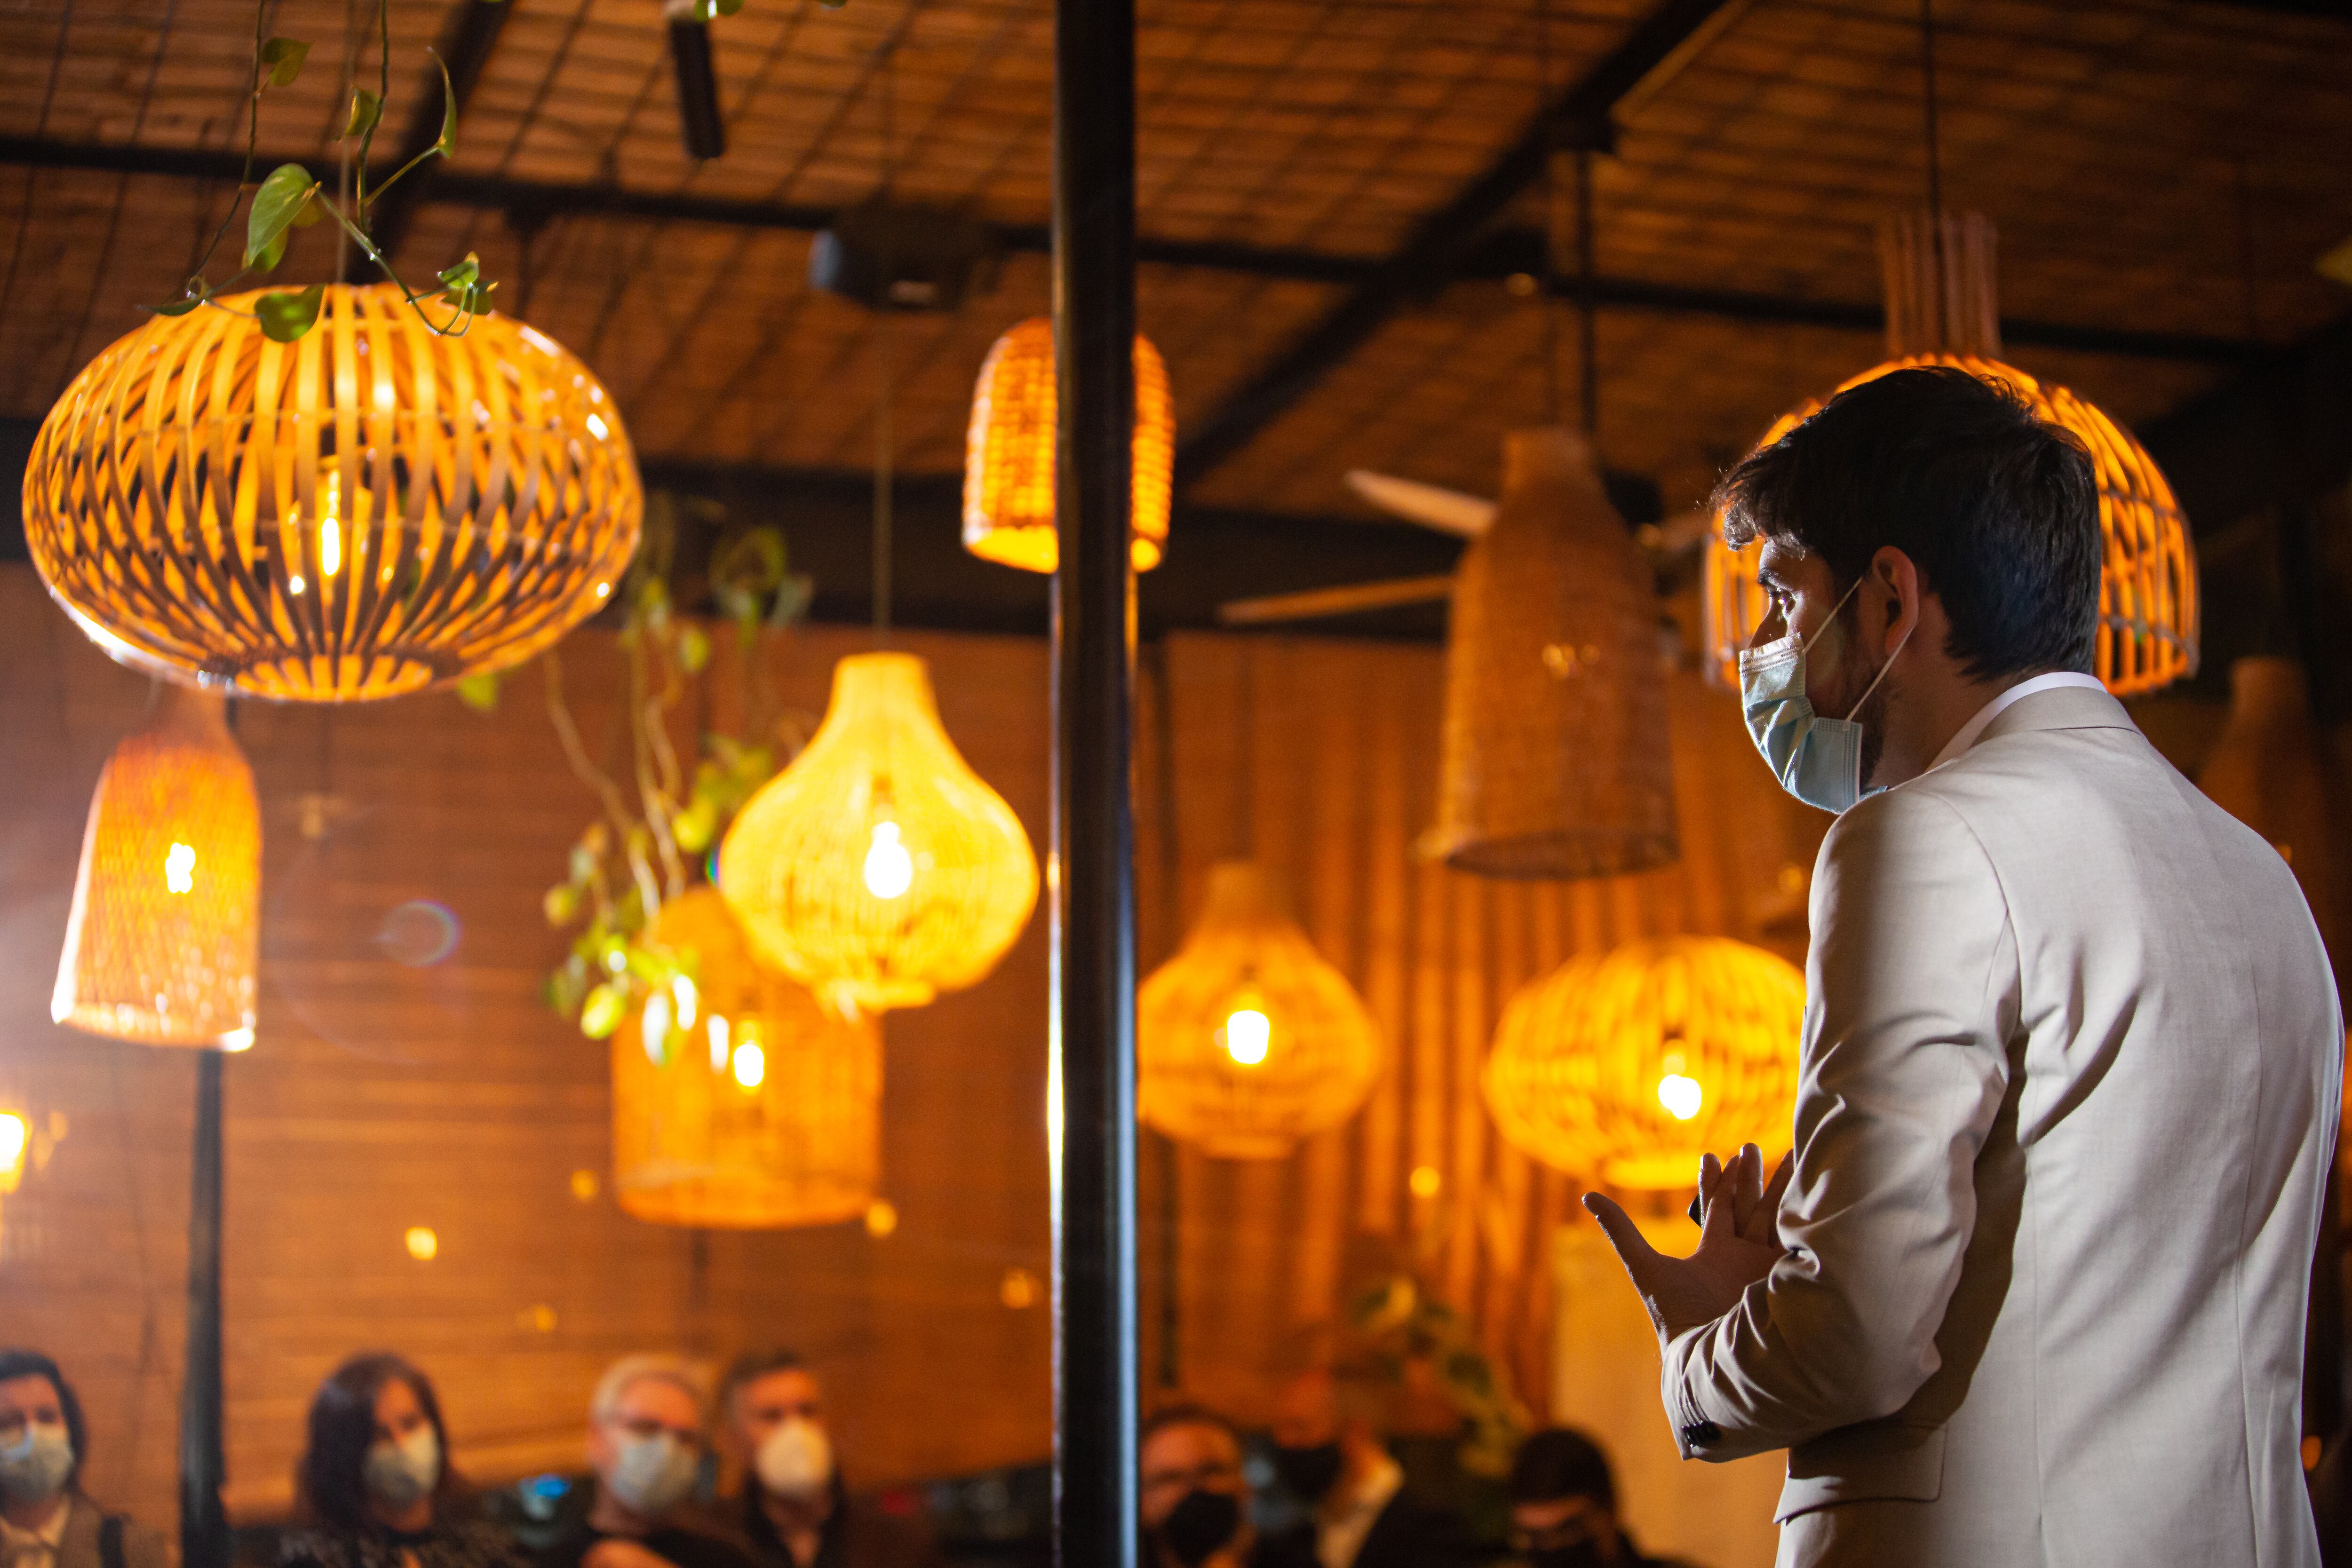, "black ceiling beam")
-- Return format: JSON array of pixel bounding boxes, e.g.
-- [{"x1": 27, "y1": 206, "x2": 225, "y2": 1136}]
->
[
  {"x1": 0, "y1": 135, "x2": 2257, "y2": 365},
  {"x1": 367, "y1": 0, "x2": 513, "y2": 259},
  {"x1": 1169, "y1": 0, "x2": 1747, "y2": 487}
]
